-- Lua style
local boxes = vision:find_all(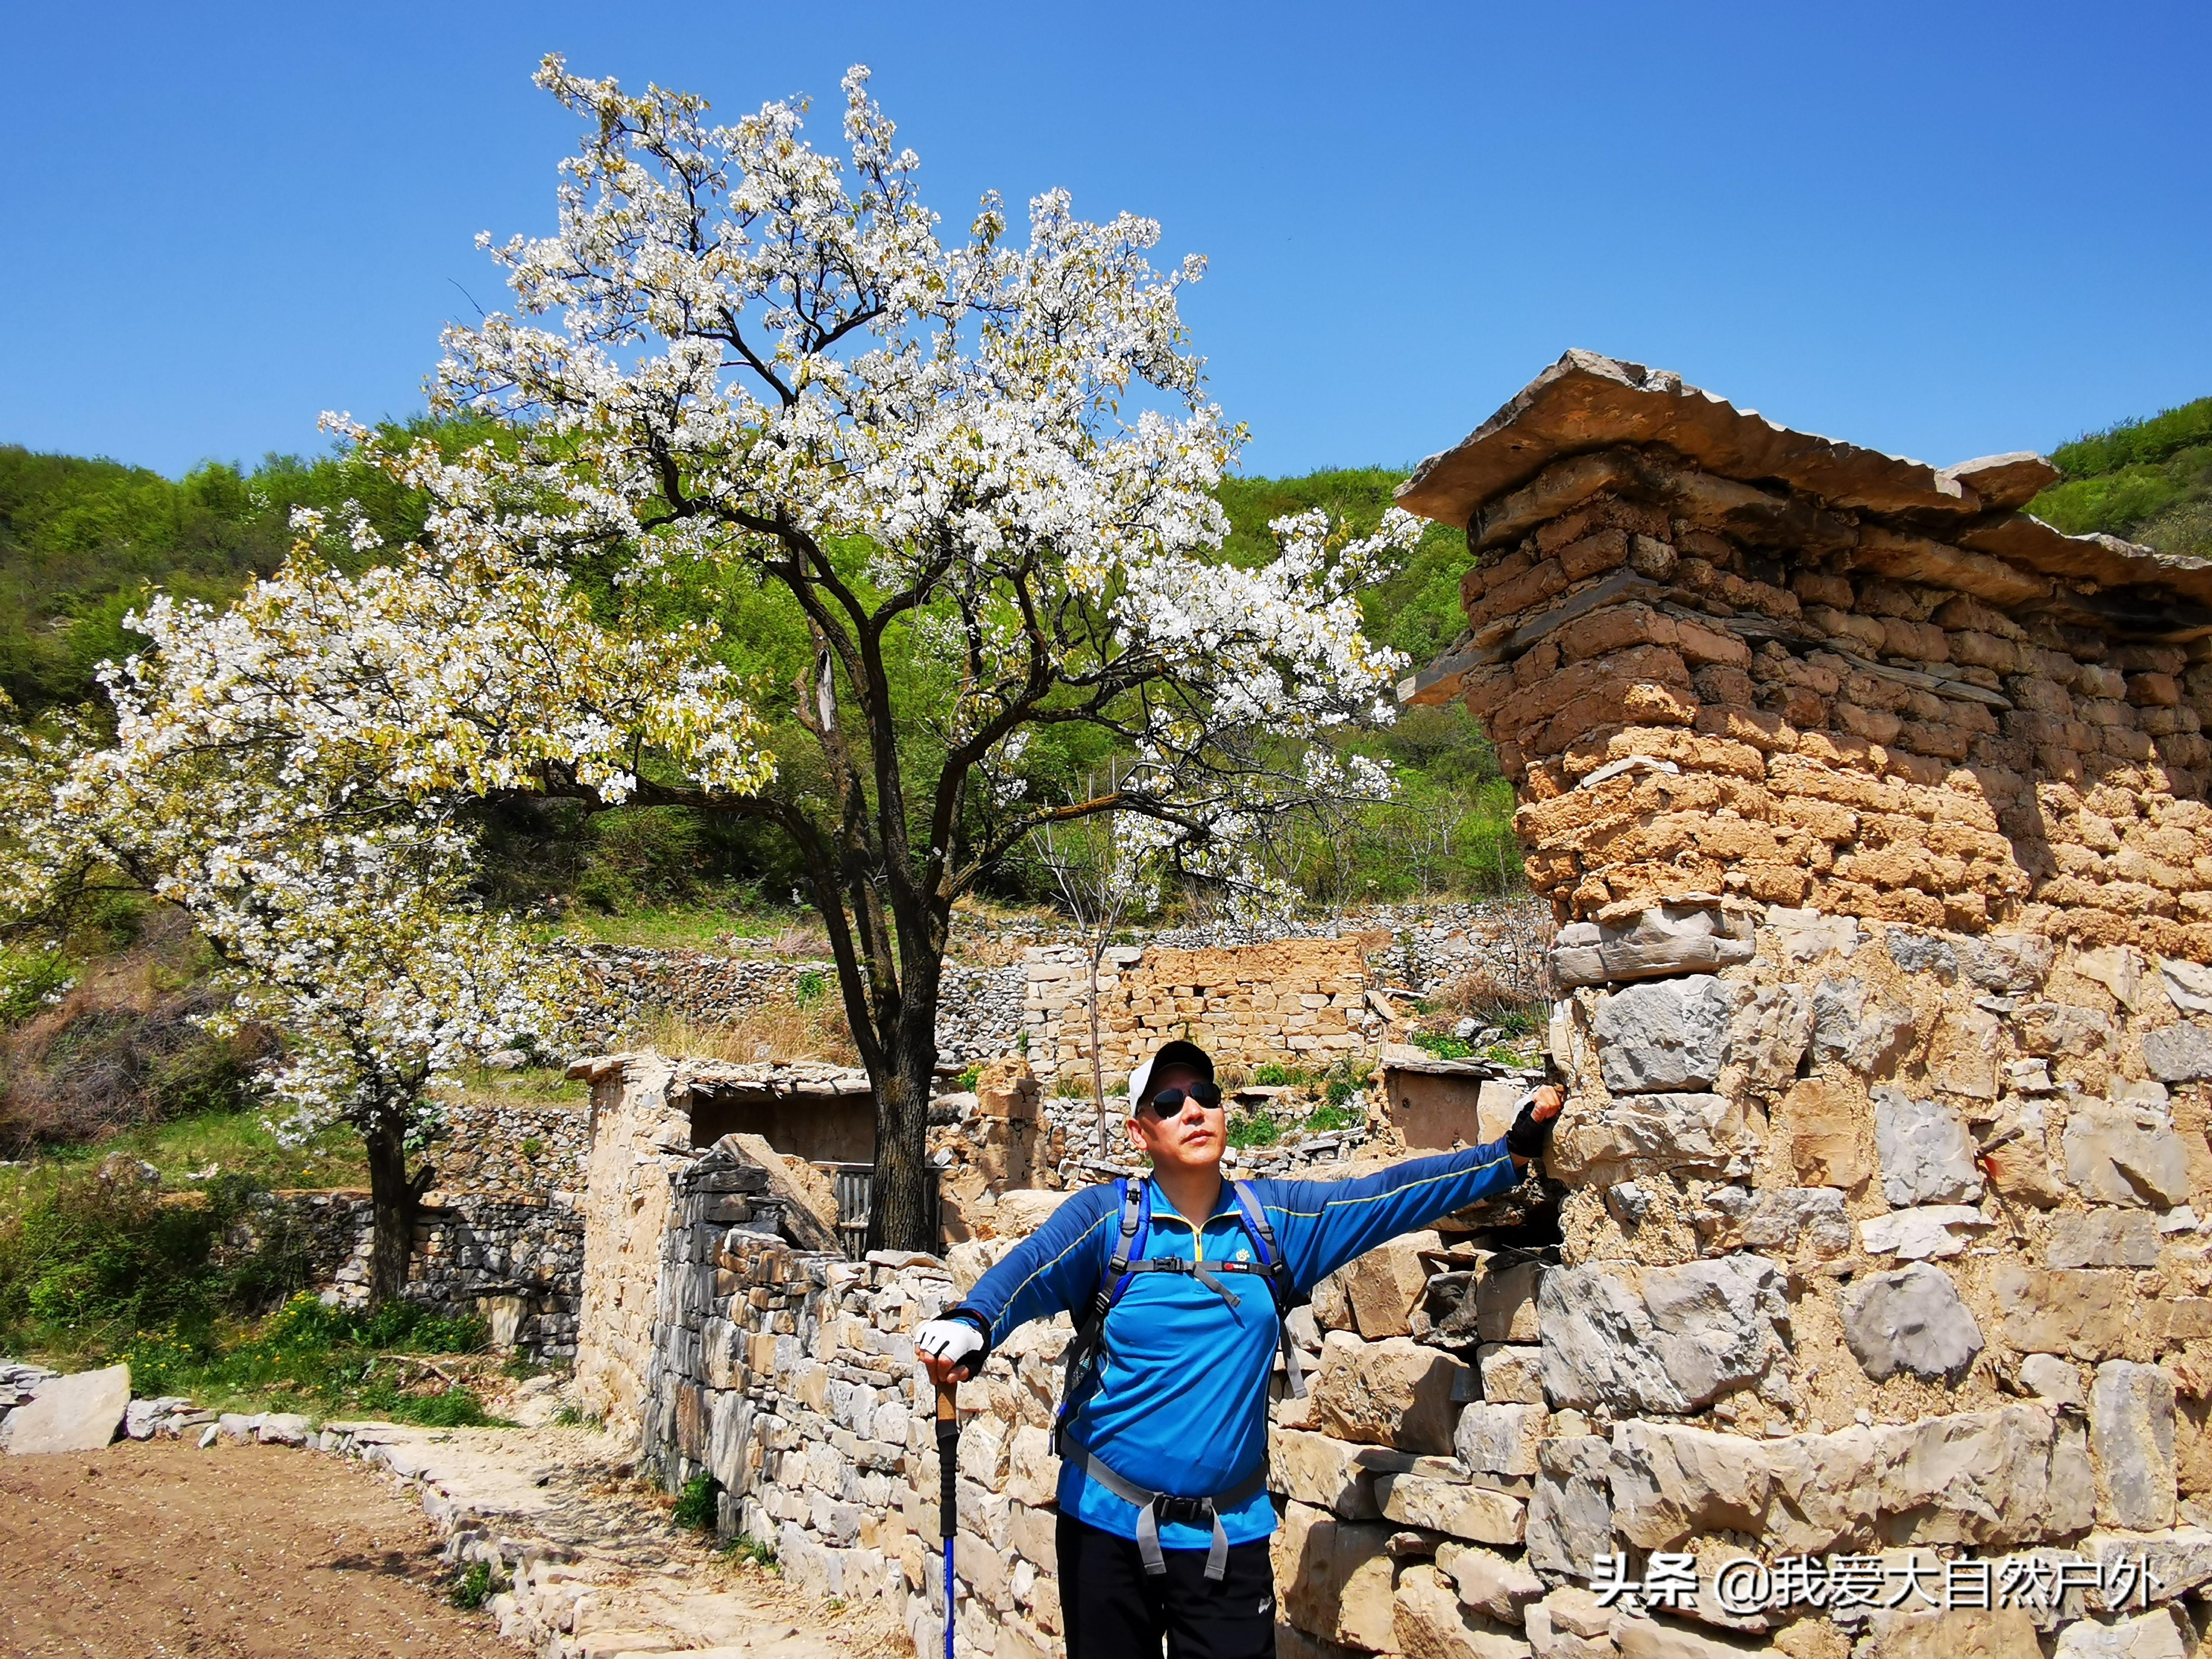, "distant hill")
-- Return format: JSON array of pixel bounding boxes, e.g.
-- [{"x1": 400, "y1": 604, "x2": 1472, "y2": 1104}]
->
[{"x1": 2028, "y1": 394, "x2": 2212, "y2": 557}]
